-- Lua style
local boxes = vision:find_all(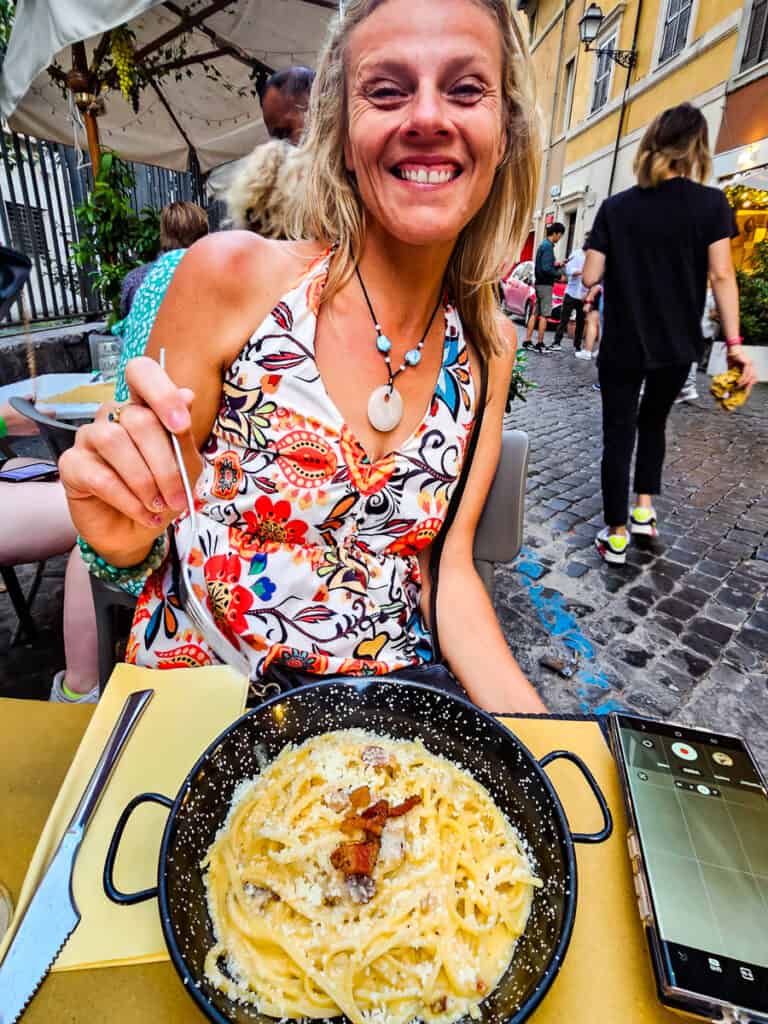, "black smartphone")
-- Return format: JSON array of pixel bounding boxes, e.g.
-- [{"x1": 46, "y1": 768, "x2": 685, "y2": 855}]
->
[
  {"x1": 0, "y1": 461, "x2": 58, "y2": 482},
  {"x1": 608, "y1": 712, "x2": 768, "y2": 1023}
]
